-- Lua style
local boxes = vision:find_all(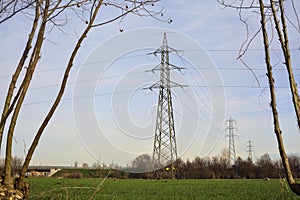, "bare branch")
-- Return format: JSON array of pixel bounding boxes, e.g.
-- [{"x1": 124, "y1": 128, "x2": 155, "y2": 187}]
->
[
  {"x1": 18, "y1": 0, "x2": 104, "y2": 190},
  {"x1": 238, "y1": 26, "x2": 261, "y2": 58},
  {"x1": 270, "y1": 0, "x2": 300, "y2": 133},
  {"x1": 239, "y1": 57, "x2": 261, "y2": 87},
  {"x1": 0, "y1": 0, "x2": 39, "y2": 152},
  {"x1": 290, "y1": 0, "x2": 300, "y2": 33},
  {"x1": 218, "y1": 0, "x2": 300, "y2": 195},
  {"x1": 92, "y1": 0, "x2": 164, "y2": 28},
  {"x1": 0, "y1": 0, "x2": 35, "y2": 24},
  {"x1": 285, "y1": 14, "x2": 300, "y2": 34},
  {"x1": 92, "y1": 3, "x2": 143, "y2": 27},
  {"x1": 3, "y1": 0, "x2": 49, "y2": 188},
  {"x1": 0, "y1": 0, "x2": 168, "y2": 196},
  {"x1": 217, "y1": 0, "x2": 262, "y2": 9},
  {"x1": 220, "y1": 0, "x2": 262, "y2": 87}
]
